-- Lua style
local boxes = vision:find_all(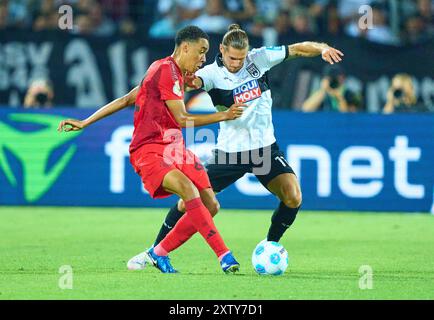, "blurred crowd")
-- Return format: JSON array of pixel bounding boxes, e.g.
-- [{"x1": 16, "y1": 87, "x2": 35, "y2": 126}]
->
[
  {"x1": 0, "y1": 0, "x2": 433, "y2": 46},
  {"x1": 1, "y1": 0, "x2": 432, "y2": 113},
  {"x1": 300, "y1": 65, "x2": 431, "y2": 113}
]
